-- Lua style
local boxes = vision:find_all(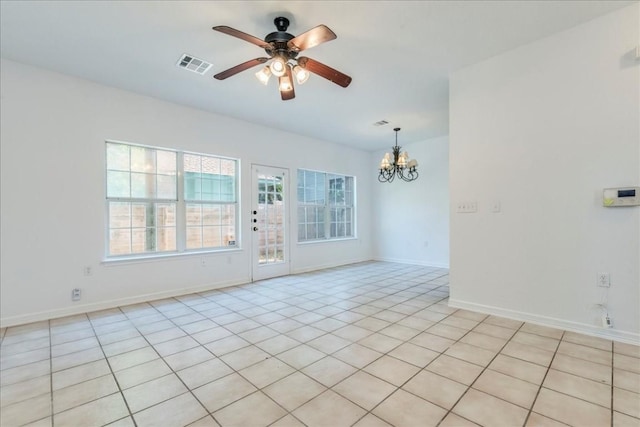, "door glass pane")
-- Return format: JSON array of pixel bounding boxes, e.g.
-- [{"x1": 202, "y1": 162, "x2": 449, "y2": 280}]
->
[{"x1": 257, "y1": 174, "x2": 284, "y2": 265}]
